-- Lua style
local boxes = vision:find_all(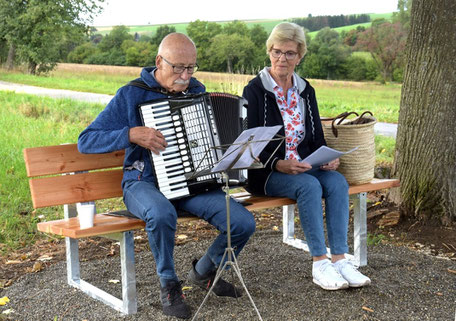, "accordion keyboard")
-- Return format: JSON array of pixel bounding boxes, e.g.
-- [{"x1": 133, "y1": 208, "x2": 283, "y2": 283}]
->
[{"x1": 139, "y1": 94, "x2": 222, "y2": 200}]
